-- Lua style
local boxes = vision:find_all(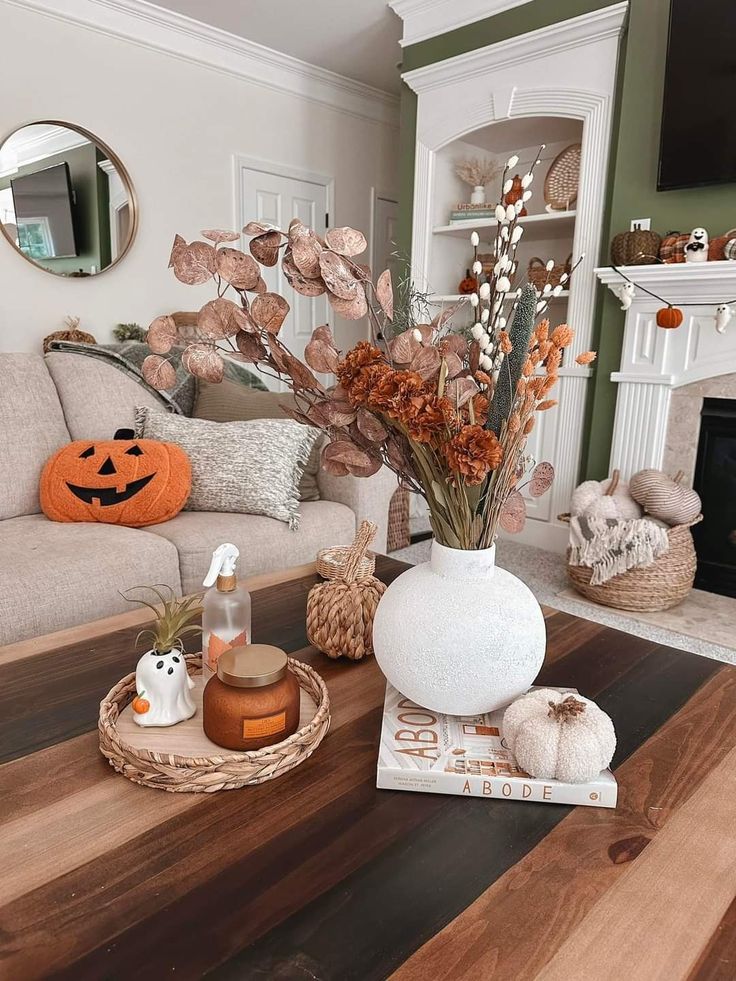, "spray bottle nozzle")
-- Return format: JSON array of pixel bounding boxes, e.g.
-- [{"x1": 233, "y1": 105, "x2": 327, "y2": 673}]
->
[{"x1": 203, "y1": 543, "x2": 240, "y2": 588}]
